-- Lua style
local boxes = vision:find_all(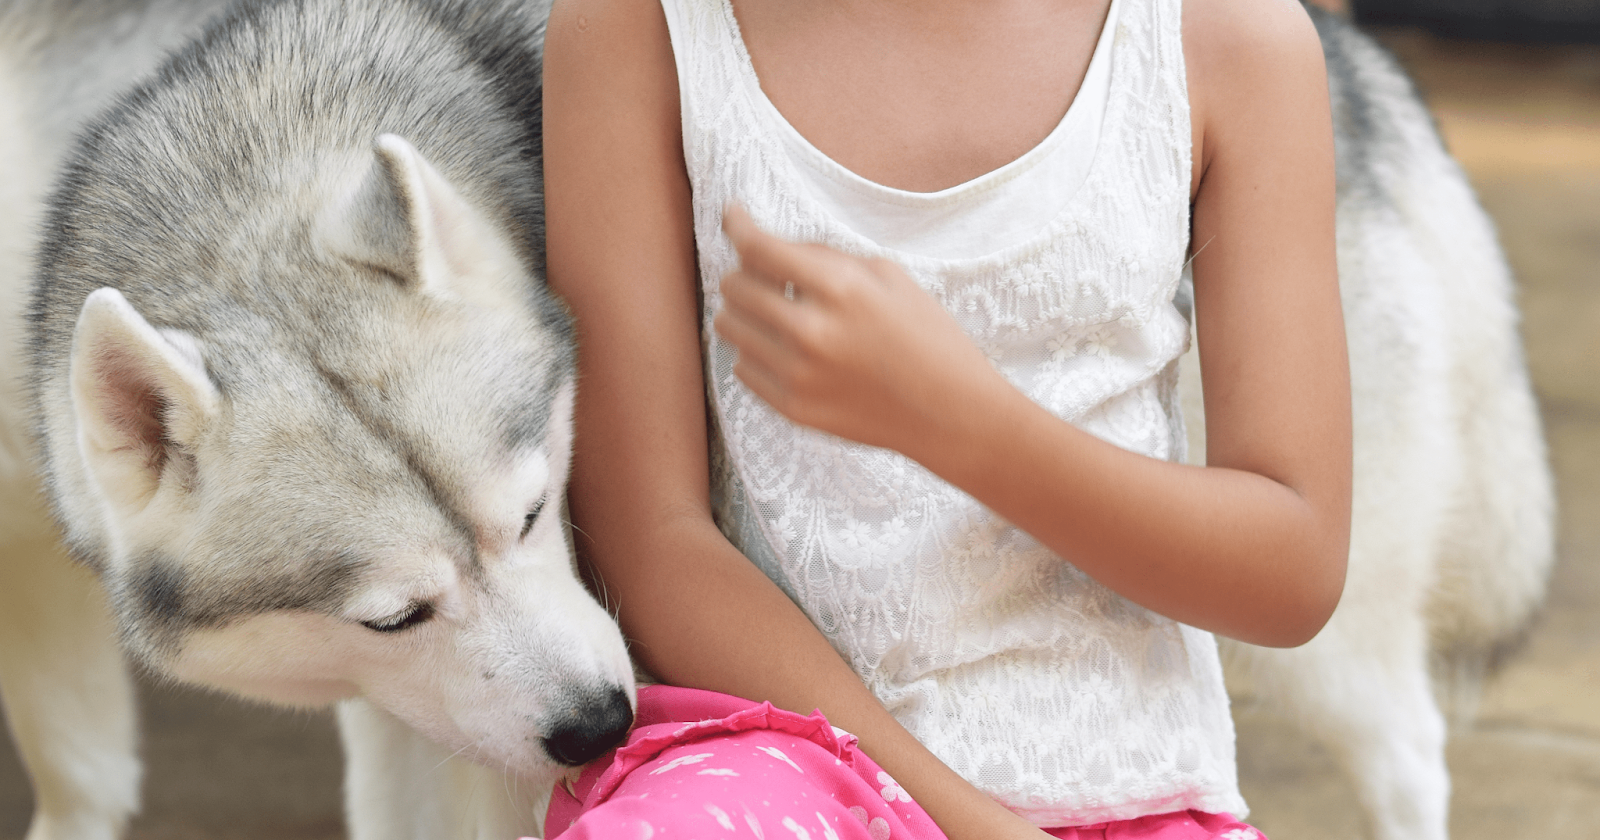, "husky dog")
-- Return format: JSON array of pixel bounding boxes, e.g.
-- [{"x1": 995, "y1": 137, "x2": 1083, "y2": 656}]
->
[
  {"x1": 0, "y1": 1, "x2": 635, "y2": 838},
  {"x1": 1178, "y1": 8, "x2": 1555, "y2": 840},
  {"x1": 0, "y1": 3, "x2": 1553, "y2": 840}
]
